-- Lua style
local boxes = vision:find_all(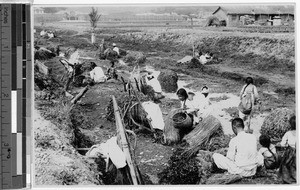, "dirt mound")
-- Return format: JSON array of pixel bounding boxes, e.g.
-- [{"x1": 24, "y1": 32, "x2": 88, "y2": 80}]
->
[
  {"x1": 34, "y1": 109, "x2": 102, "y2": 185},
  {"x1": 157, "y1": 70, "x2": 178, "y2": 93},
  {"x1": 260, "y1": 108, "x2": 294, "y2": 142},
  {"x1": 123, "y1": 51, "x2": 146, "y2": 66},
  {"x1": 103, "y1": 48, "x2": 118, "y2": 61},
  {"x1": 158, "y1": 148, "x2": 201, "y2": 184}
]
